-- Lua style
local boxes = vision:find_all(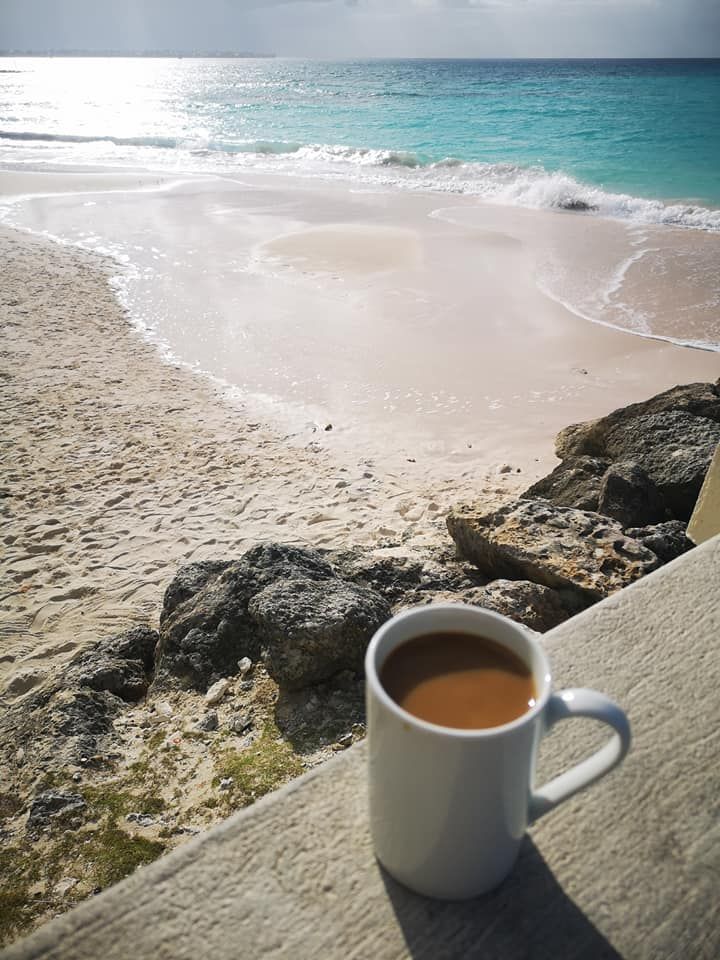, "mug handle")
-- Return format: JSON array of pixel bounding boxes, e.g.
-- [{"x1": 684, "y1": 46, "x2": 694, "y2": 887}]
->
[{"x1": 528, "y1": 688, "x2": 631, "y2": 823}]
